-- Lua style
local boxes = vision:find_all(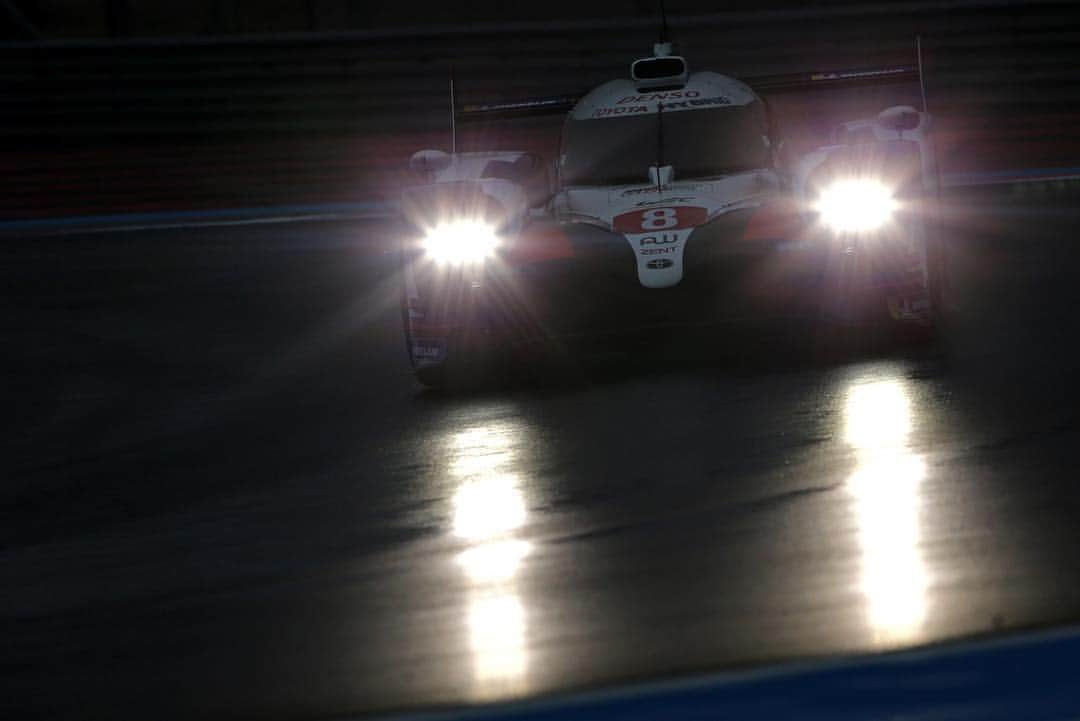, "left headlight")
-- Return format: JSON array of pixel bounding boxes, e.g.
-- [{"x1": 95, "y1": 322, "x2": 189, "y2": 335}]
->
[
  {"x1": 422, "y1": 220, "x2": 500, "y2": 264},
  {"x1": 814, "y1": 179, "x2": 898, "y2": 234}
]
